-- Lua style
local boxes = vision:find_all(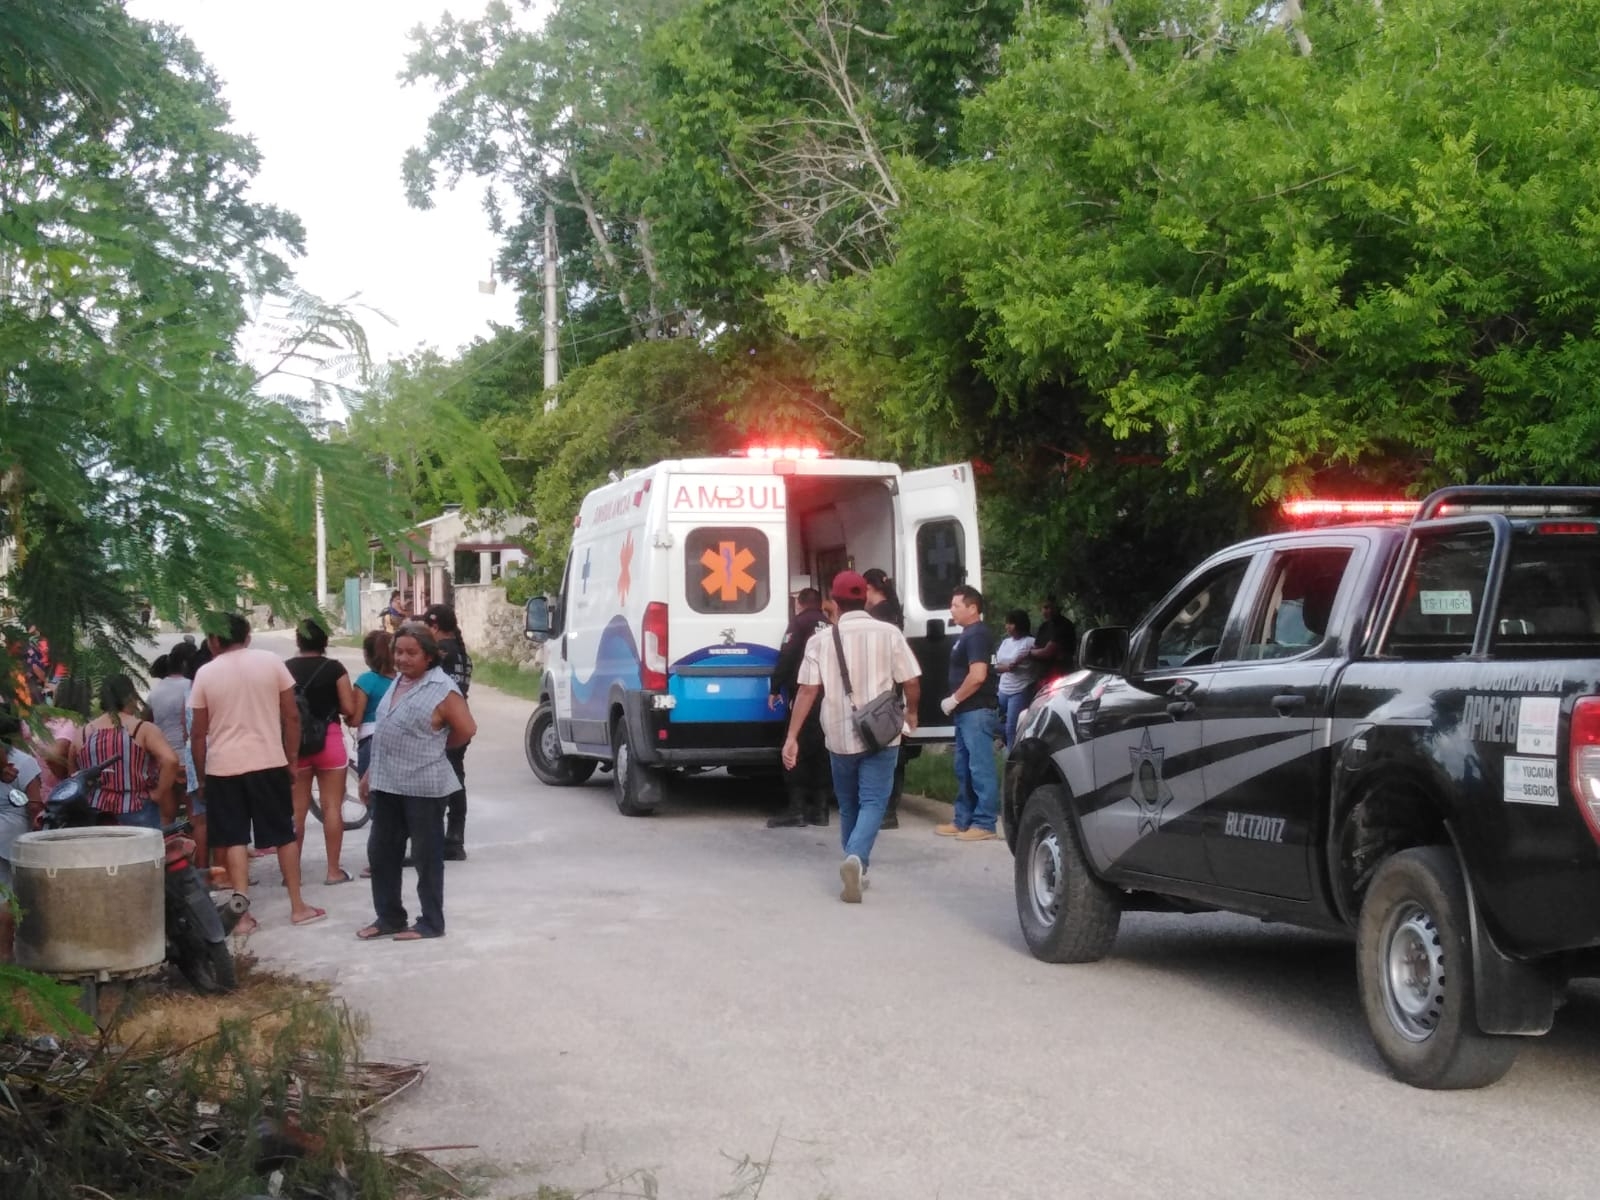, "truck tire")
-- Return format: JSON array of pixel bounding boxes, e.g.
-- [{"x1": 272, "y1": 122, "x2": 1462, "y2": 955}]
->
[
  {"x1": 525, "y1": 703, "x2": 596, "y2": 786},
  {"x1": 1356, "y1": 846, "x2": 1519, "y2": 1089},
  {"x1": 611, "y1": 715, "x2": 660, "y2": 817},
  {"x1": 1014, "y1": 783, "x2": 1120, "y2": 963}
]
